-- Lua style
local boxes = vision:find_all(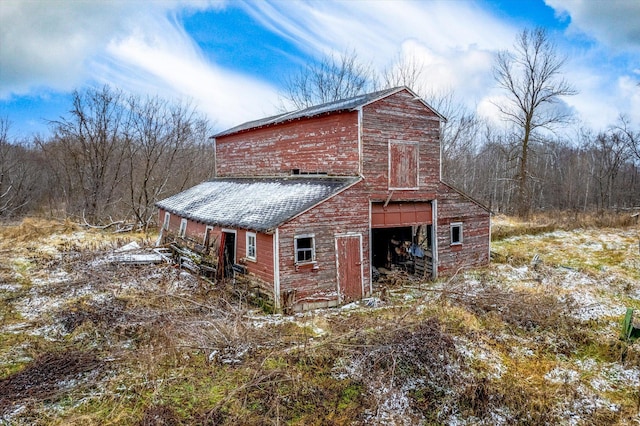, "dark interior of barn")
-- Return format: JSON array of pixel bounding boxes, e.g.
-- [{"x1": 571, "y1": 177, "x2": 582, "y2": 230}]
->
[{"x1": 371, "y1": 225, "x2": 432, "y2": 280}]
